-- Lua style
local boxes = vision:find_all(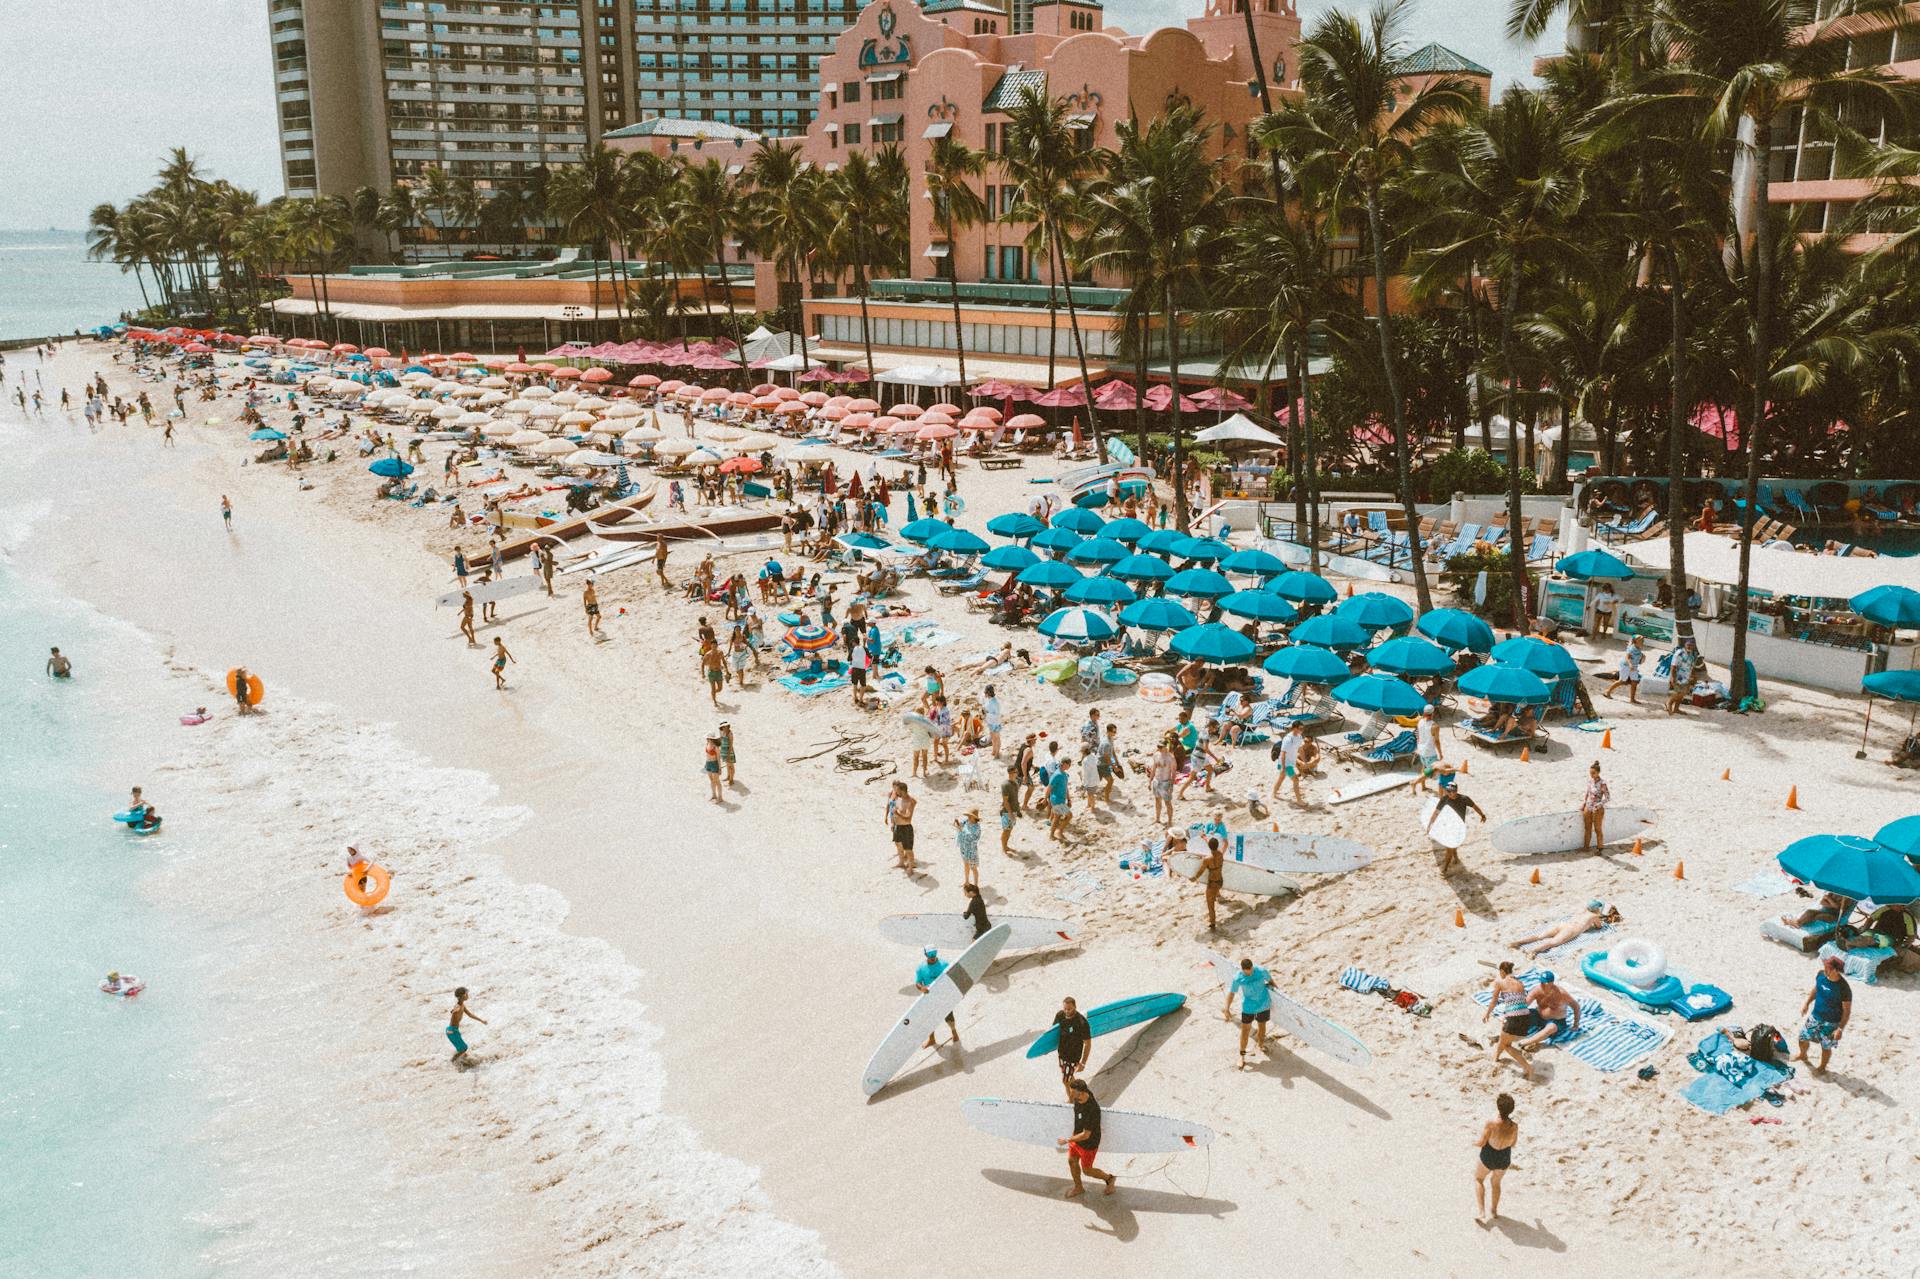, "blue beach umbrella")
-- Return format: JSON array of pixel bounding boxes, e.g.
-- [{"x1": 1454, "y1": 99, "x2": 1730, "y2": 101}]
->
[
  {"x1": 982, "y1": 543, "x2": 1040, "y2": 572},
  {"x1": 1458, "y1": 662, "x2": 1551, "y2": 705},
  {"x1": 1039, "y1": 607, "x2": 1119, "y2": 643},
  {"x1": 929, "y1": 528, "x2": 990, "y2": 555},
  {"x1": 1100, "y1": 516, "x2": 1151, "y2": 544},
  {"x1": 1051, "y1": 507, "x2": 1106, "y2": 535},
  {"x1": 1219, "y1": 590, "x2": 1298, "y2": 623},
  {"x1": 987, "y1": 512, "x2": 1045, "y2": 540},
  {"x1": 1032, "y1": 526, "x2": 1085, "y2": 552},
  {"x1": 1220, "y1": 547, "x2": 1287, "y2": 578},
  {"x1": 1489, "y1": 635, "x2": 1579, "y2": 678},
  {"x1": 1172, "y1": 535, "x2": 1230, "y2": 563},
  {"x1": 1366, "y1": 635, "x2": 1455, "y2": 678},
  {"x1": 1018, "y1": 560, "x2": 1084, "y2": 590},
  {"x1": 1874, "y1": 816, "x2": 1920, "y2": 862},
  {"x1": 1066, "y1": 537, "x2": 1130, "y2": 566},
  {"x1": 1119, "y1": 598, "x2": 1197, "y2": 632},
  {"x1": 835, "y1": 531, "x2": 893, "y2": 551},
  {"x1": 1271, "y1": 569, "x2": 1338, "y2": 604},
  {"x1": 1779, "y1": 834, "x2": 1920, "y2": 904},
  {"x1": 1169, "y1": 623, "x2": 1257, "y2": 665},
  {"x1": 1337, "y1": 591, "x2": 1416, "y2": 631},
  {"x1": 1263, "y1": 644, "x2": 1350, "y2": 684},
  {"x1": 1417, "y1": 607, "x2": 1497, "y2": 654},
  {"x1": 1852, "y1": 585, "x2": 1920, "y2": 629},
  {"x1": 1558, "y1": 548, "x2": 1636, "y2": 581},
  {"x1": 1290, "y1": 613, "x2": 1370, "y2": 651},
  {"x1": 900, "y1": 517, "x2": 954, "y2": 545},
  {"x1": 369, "y1": 457, "x2": 413, "y2": 477},
  {"x1": 1136, "y1": 528, "x2": 1186, "y2": 554},
  {"x1": 1331, "y1": 672, "x2": 1428, "y2": 718},
  {"x1": 249, "y1": 427, "x2": 287, "y2": 441},
  {"x1": 1861, "y1": 669, "x2": 1920, "y2": 757},
  {"x1": 1072, "y1": 480, "x2": 1149, "y2": 508},
  {"x1": 1165, "y1": 568, "x2": 1234, "y2": 599},
  {"x1": 1065, "y1": 575, "x2": 1137, "y2": 607},
  {"x1": 1109, "y1": 553, "x2": 1174, "y2": 582}
]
